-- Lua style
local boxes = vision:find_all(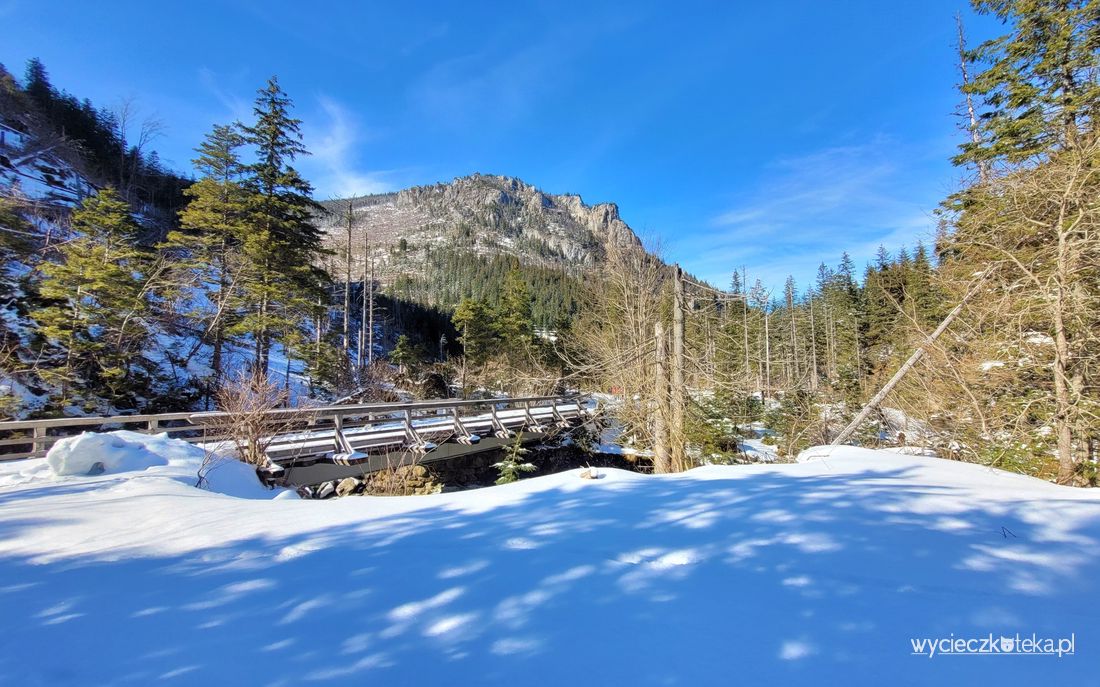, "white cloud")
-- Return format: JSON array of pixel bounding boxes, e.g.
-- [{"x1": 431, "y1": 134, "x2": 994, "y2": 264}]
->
[
  {"x1": 678, "y1": 136, "x2": 951, "y2": 289},
  {"x1": 301, "y1": 97, "x2": 392, "y2": 199},
  {"x1": 197, "y1": 67, "x2": 252, "y2": 122}
]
